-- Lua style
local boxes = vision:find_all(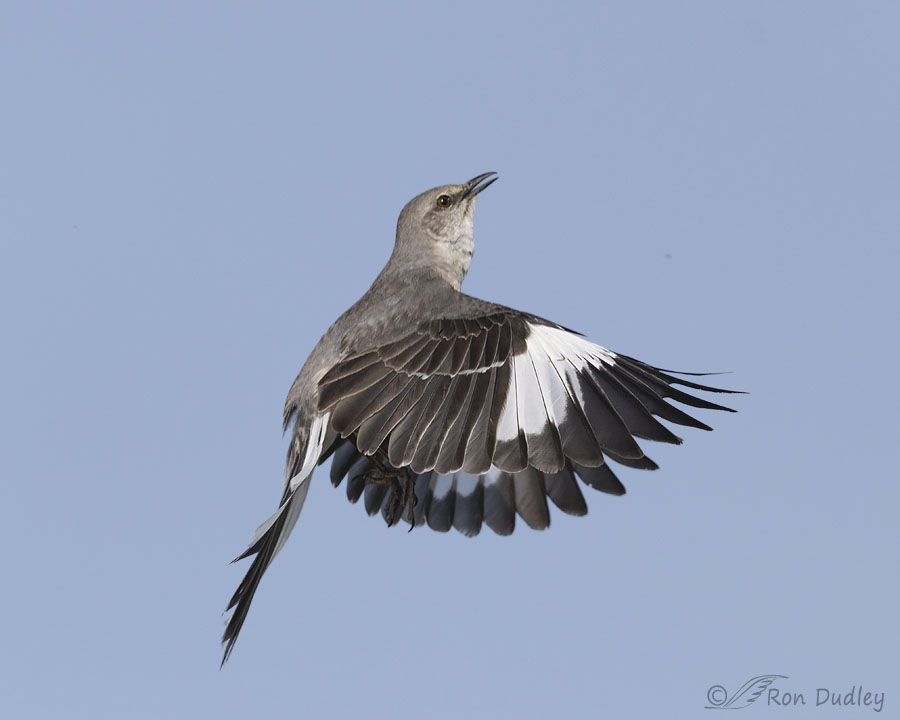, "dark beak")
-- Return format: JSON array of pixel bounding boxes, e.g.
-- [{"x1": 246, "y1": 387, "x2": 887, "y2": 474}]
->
[{"x1": 461, "y1": 171, "x2": 499, "y2": 199}]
